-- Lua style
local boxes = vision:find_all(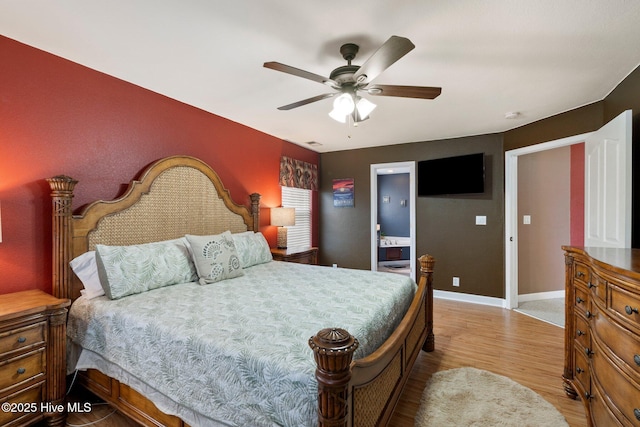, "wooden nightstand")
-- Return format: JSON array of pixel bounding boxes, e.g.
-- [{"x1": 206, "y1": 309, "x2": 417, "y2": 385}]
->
[
  {"x1": 271, "y1": 246, "x2": 318, "y2": 265},
  {"x1": 0, "y1": 290, "x2": 70, "y2": 427}
]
